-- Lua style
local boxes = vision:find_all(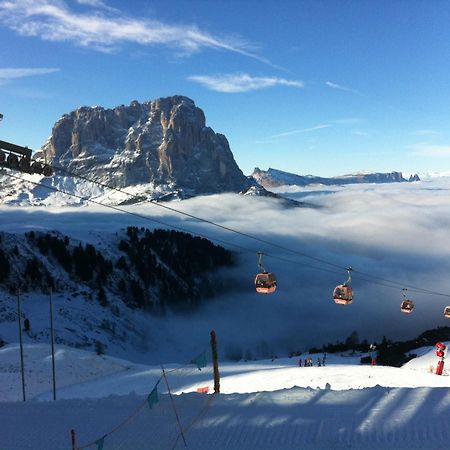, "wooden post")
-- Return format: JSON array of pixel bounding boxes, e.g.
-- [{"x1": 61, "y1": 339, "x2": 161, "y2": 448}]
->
[
  {"x1": 49, "y1": 288, "x2": 56, "y2": 400},
  {"x1": 210, "y1": 330, "x2": 220, "y2": 393},
  {"x1": 17, "y1": 289, "x2": 26, "y2": 402},
  {"x1": 71, "y1": 429, "x2": 77, "y2": 450}
]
